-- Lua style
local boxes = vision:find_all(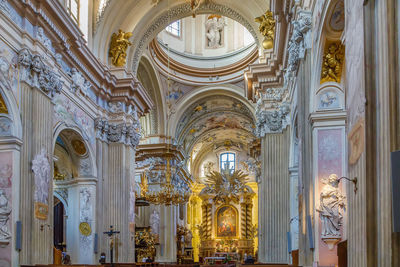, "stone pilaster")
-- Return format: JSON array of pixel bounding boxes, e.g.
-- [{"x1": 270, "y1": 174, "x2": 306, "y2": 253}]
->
[
  {"x1": 158, "y1": 205, "x2": 177, "y2": 262},
  {"x1": 17, "y1": 48, "x2": 62, "y2": 265},
  {"x1": 258, "y1": 129, "x2": 290, "y2": 264},
  {"x1": 95, "y1": 117, "x2": 140, "y2": 262}
]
